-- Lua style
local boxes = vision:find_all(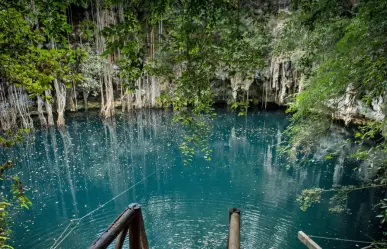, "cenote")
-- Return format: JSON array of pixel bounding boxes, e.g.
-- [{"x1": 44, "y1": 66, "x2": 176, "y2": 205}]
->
[{"x1": 0, "y1": 109, "x2": 381, "y2": 249}]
